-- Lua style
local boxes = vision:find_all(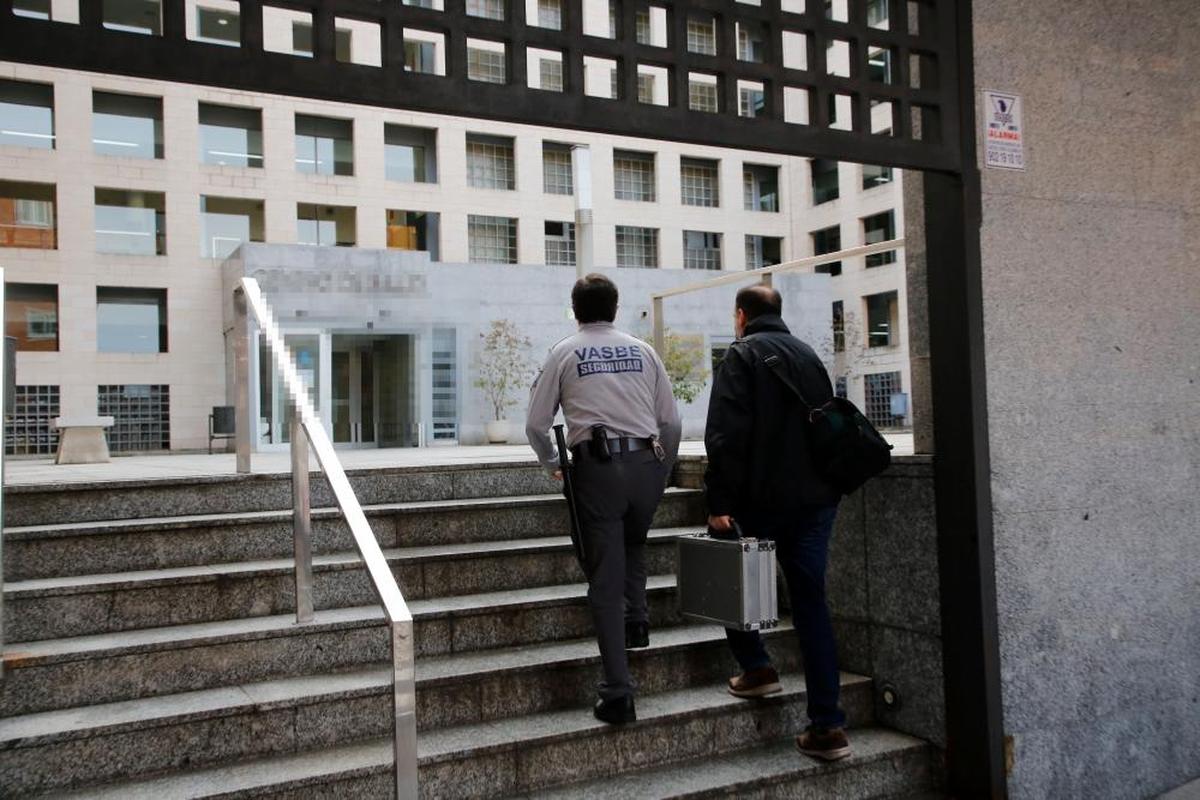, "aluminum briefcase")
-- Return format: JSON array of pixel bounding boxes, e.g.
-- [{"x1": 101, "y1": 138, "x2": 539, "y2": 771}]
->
[{"x1": 676, "y1": 532, "x2": 778, "y2": 632}]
